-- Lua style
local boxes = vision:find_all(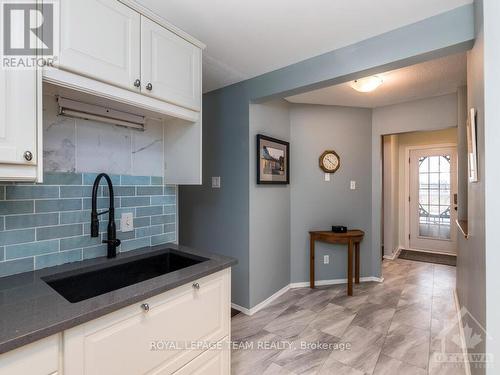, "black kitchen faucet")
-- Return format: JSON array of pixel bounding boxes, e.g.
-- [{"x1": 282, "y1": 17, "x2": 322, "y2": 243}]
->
[{"x1": 91, "y1": 173, "x2": 121, "y2": 258}]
